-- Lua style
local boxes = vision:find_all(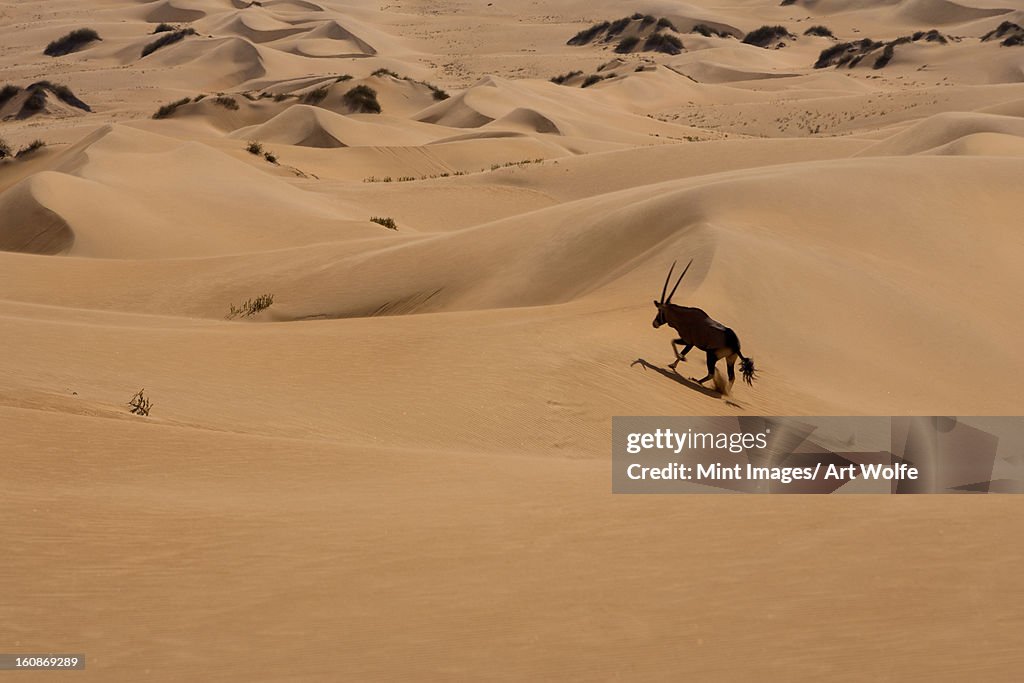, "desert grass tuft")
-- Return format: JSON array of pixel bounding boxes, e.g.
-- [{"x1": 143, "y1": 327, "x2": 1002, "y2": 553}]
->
[
  {"x1": 550, "y1": 70, "x2": 583, "y2": 84},
  {"x1": 213, "y1": 95, "x2": 239, "y2": 110},
  {"x1": 804, "y1": 25, "x2": 835, "y2": 38},
  {"x1": 301, "y1": 87, "x2": 329, "y2": 104},
  {"x1": 644, "y1": 32, "x2": 683, "y2": 54},
  {"x1": 16, "y1": 139, "x2": 46, "y2": 157},
  {"x1": 614, "y1": 36, "x2": 641, "y2": 53},
  {"x1": 152, "y1": 96, "x2": 191, "y2": 118},
  {"x1": 0, "y1": 84, "x2": 21, "y2": 108},
  {"x1": 742, "y1": 25, "x2": 793, "y2": 48},
  {"x1": 370, "y1": 216, "x2": 398, "y2": 230},
  {"x1": 45, "y1": 28, "x2": 101, "y2": 57},
  {"x1": 227, "y1": 294, "x2": 275, "y2": 319},
  {"x1": 128, "y1": 389, "x2": 153, "y2": 416},
  {"x1": 343, "y1": 85, "x2": 381, "y2": 113},
  {"x1": 141, "y1": 28, "x2": 197, "y2": 57}
]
